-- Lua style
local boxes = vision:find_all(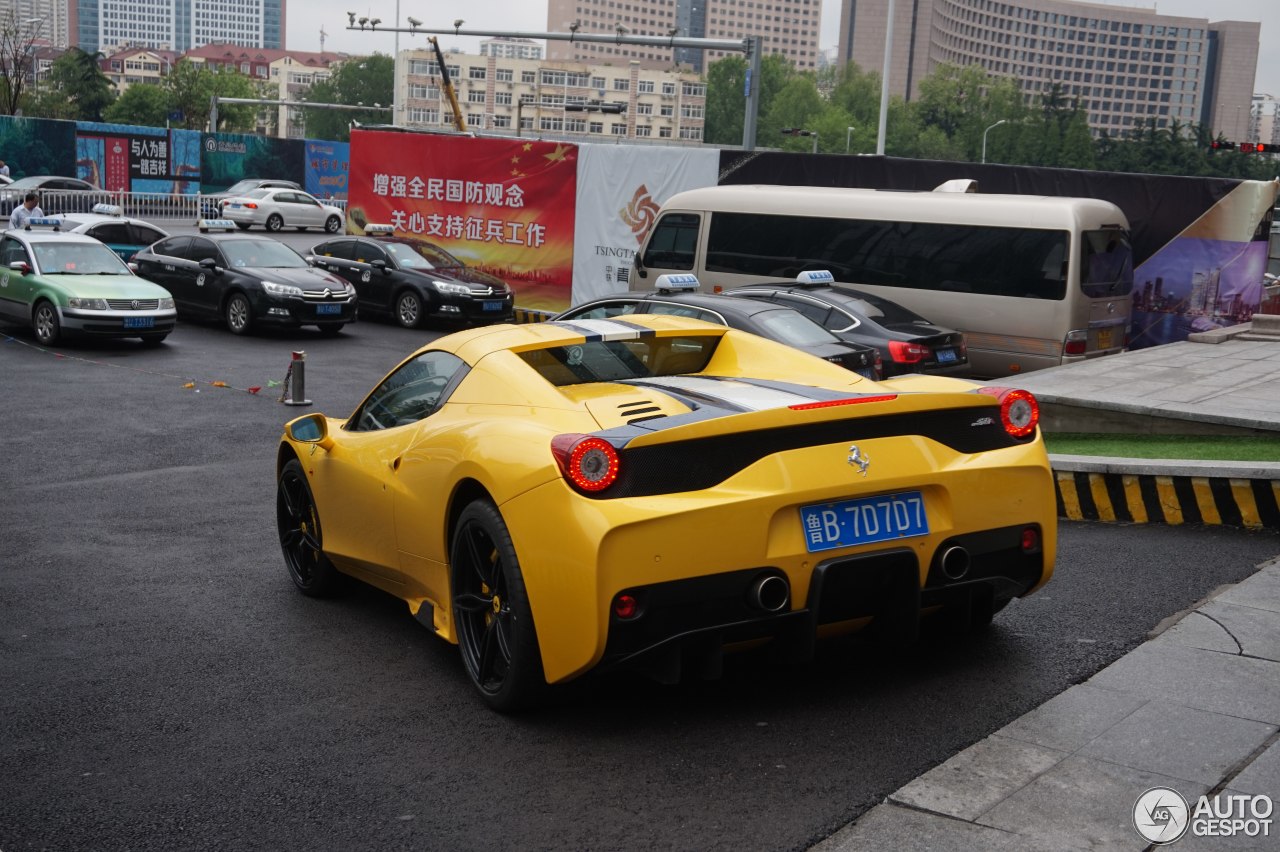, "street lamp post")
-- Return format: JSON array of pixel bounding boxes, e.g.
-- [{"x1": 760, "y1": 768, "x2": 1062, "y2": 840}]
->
[
  {"x1": 981, "y1": 119, "x2": 1008, "y2": 164},
  {"x1": 846, "y1": 125, "x2": 855, "y2": 154},
  {"x1": 23, "y1": 17, "x2": 43, "y2": 96}
]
